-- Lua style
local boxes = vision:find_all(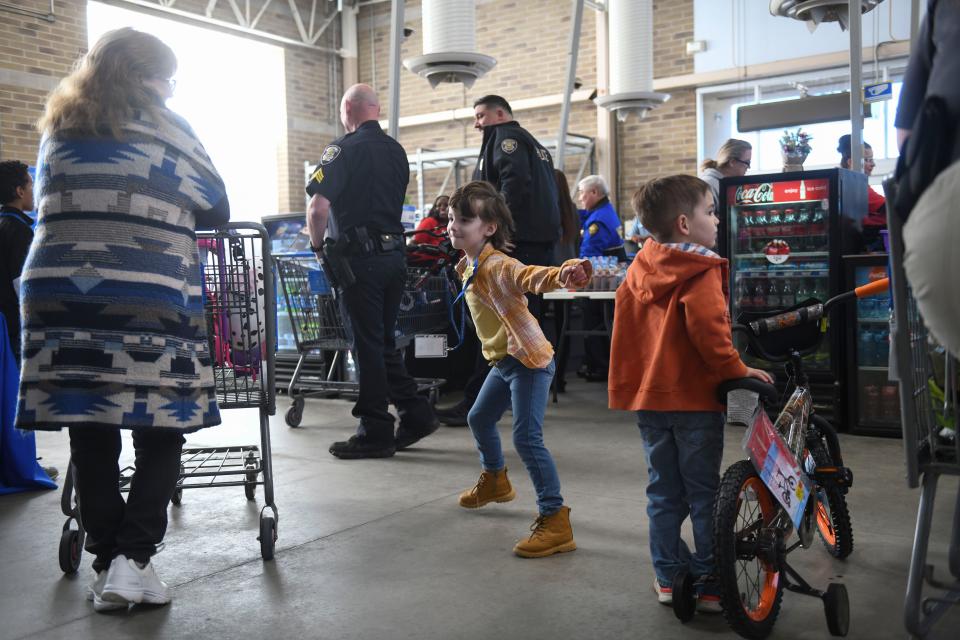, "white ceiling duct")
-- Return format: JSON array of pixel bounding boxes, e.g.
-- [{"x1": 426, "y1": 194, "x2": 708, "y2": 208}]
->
[
  {"x1": 403, "y1": 0, "x2": 496, "y2": 88},
  {"x1": 594, "y1": 0, "x2": 669, "y2": 122},
  {"x1": 769, "y1": 0, "x2": 885, "y2": 32}
]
